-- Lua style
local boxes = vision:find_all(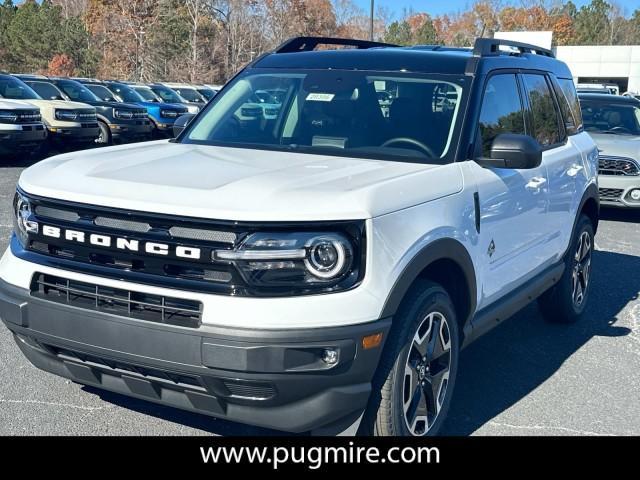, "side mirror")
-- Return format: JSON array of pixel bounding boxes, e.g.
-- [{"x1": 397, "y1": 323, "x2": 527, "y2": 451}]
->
[
  {"x1": 476, "y1": 133, "x2": 542, "y2": 169},
  {"x1": 173, "y1": 113, "x2": 195, "y2": 137},
  {"x1": 105, "y1": 96, "x2": 116, "y2": 102},
  {"x1": 51, "y1": 95, "x2": 64, "y2": 100}
]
